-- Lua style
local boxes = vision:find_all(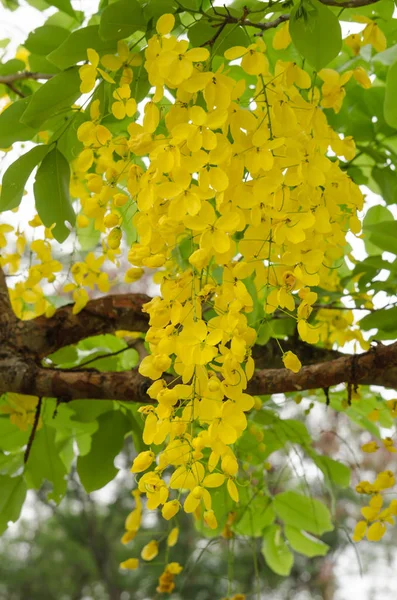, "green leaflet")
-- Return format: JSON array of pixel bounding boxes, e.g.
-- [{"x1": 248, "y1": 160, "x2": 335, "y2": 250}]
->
[
  {"x1": 273, "y1": 492, "x2": 334, "y2": 536},
  {"x1": 385, "y1": 60, "x2": 397, "y2": 129},
  {"x1": 24, "y1": 25, "x2": 70, "y2": 55},
  {"x1": 0, "y1": 97, "x2": 38, "y2": 147},
  {"x1": 363, "y1": 205, "x2": 394, "y2": 255},
  {"x1": 20, "y1": 66, "x2": 81, "y2": 129},
  {"x1": 289, "y1": 0, "x2": 342, "y2": 71},
  {"x1": 359, "y1": 305, "x2": 397, "y2": 332},
  {"x1": 77, "y1": 410, "x2": 131, "y2": 493},
  {"x1": 365, "y1": 221, "x2": 397, "y2": 256},
  {"x1": 46, "y1": 0, "x2": 76, "y2": 18},
  {"x1": 24, "y1": 426, "x2": 68, "y2": 503},
  {"x1": 284, "y1": 526, "x2": 329, "y2": 557},
  {"x1": 0, "y1": 475, "x2": 27, "y2": 535},
  {"x1": 0, "y1": 145, "x2": 49, "y2": 212},
  {"x1": 33, "y1": 147, "x2": 76, "y2": 242},
  {"x1": 48, "y1": 25, "x2": 118, "y2": 69},
  {"x1": 99, "y1": 0, "x2": 146, "y2": 41},
  {"x1": 261, "y1": 525, "x2": 294, "y2": 576}
]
